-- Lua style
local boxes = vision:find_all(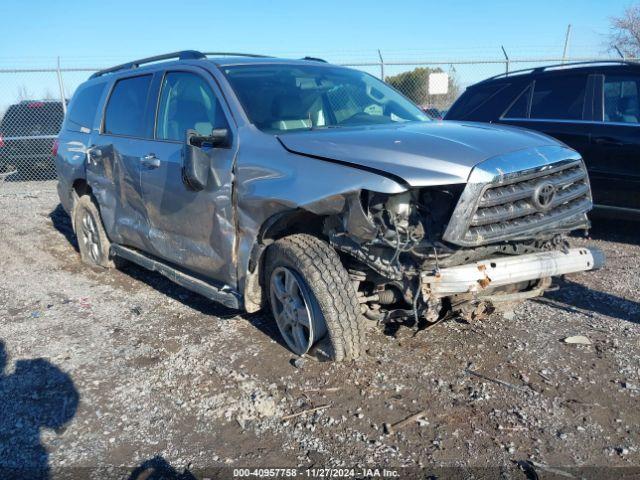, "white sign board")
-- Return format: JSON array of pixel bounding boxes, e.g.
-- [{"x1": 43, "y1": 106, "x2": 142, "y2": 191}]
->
[{"x1": 428, "y1": 72, "x2": 449, "y2": 95}]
